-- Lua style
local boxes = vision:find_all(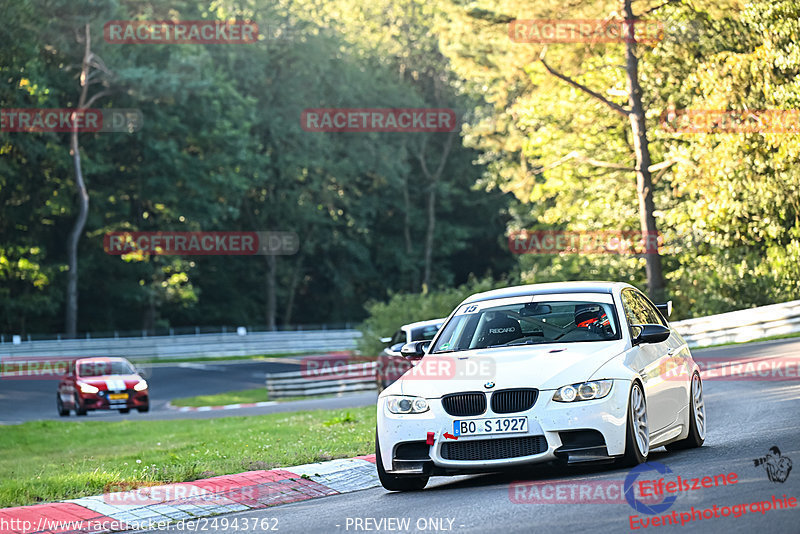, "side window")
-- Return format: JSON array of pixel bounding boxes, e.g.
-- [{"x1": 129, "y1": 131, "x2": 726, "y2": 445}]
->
[
  {"x1": 633, "y1": 291, "x2": 666, "y2": 326},
  {"x1": 621, "y1": 289, "x2": 649, "y2": 326}
]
